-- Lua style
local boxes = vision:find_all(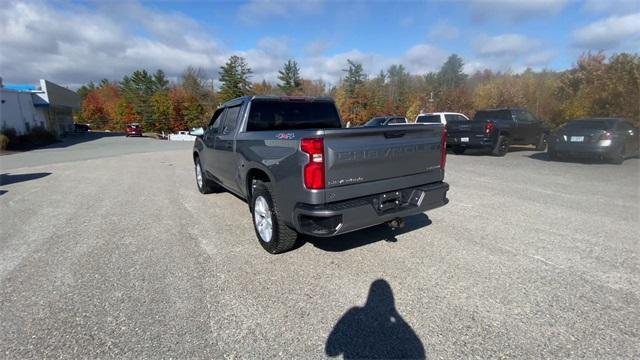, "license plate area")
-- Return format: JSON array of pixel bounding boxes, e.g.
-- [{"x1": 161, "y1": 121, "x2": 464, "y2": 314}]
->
[
  {"x1": 570, "y1": 136, "x2": 584, "y2": 142},
  {"x1": 371, "y1": 189, "x2": 425, "y2": 214}
]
